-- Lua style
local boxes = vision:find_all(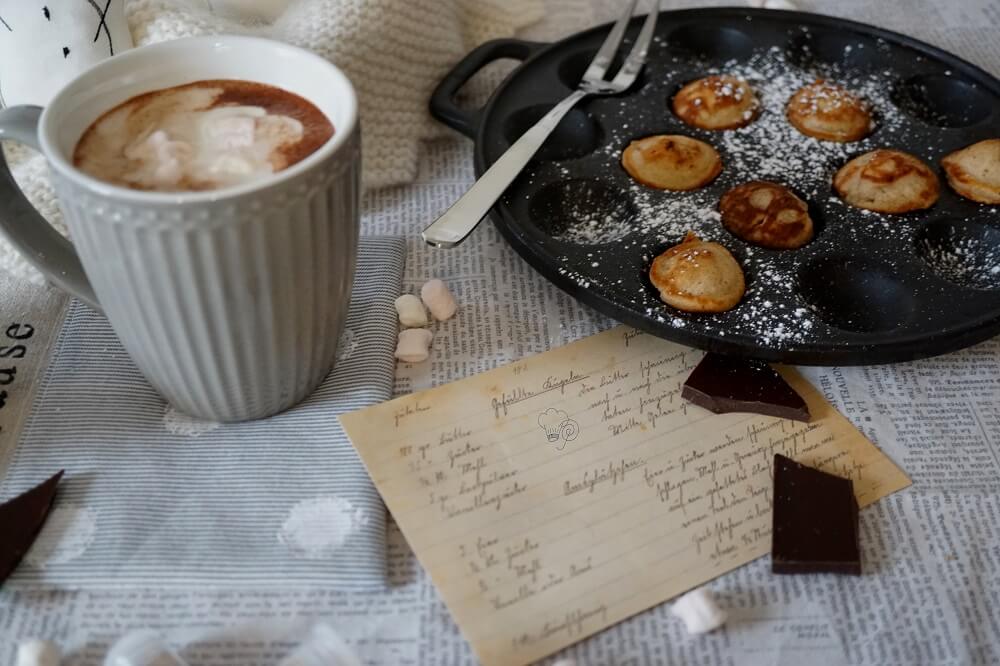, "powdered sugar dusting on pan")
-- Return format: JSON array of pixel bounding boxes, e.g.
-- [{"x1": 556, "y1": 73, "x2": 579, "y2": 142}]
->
[{"x1": 530, "y1": 39, "x2": 1000, "y2": 349}]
